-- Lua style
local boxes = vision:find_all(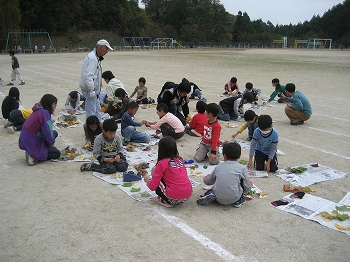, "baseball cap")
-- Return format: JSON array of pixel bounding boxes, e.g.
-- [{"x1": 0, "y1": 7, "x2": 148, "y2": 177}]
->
[{"x1": 96, "y1": 39, "x2": 113, "y2": 50}]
